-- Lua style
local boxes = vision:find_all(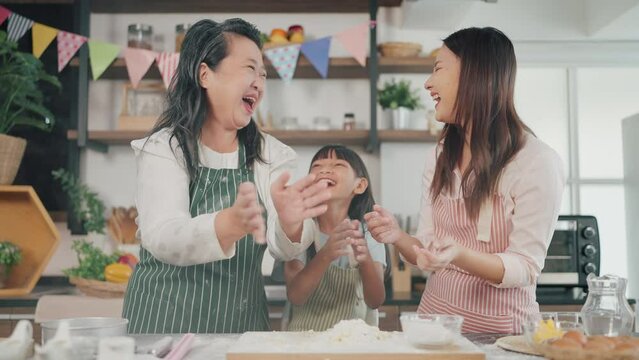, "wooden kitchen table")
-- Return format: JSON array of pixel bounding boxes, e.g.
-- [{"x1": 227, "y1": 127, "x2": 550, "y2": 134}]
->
[{"x1": 132, "y1": 333, "x2": 544, "y2": 360}]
